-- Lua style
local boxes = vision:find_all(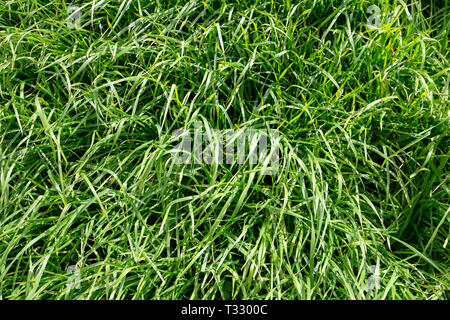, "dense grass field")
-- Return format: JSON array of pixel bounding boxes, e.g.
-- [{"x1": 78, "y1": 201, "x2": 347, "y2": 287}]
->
[{"x1": 0, "y1": 0, "x2": 448, "y2": 300}]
